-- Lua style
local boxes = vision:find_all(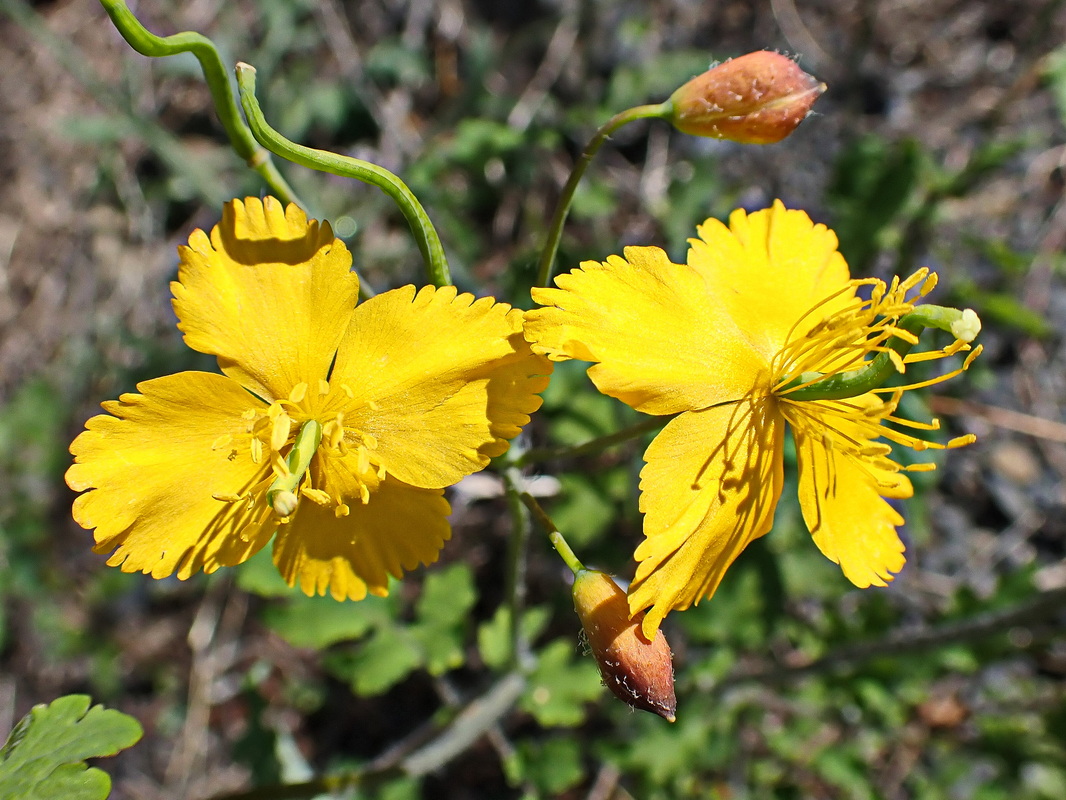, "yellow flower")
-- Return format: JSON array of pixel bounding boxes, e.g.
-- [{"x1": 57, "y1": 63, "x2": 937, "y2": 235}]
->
[
  {"x1": 67, "y1": 197, "x2": 551, "y2": 600},
  {"x1": 524, "y1": 201, "x2": 979, "y2": 638}
]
